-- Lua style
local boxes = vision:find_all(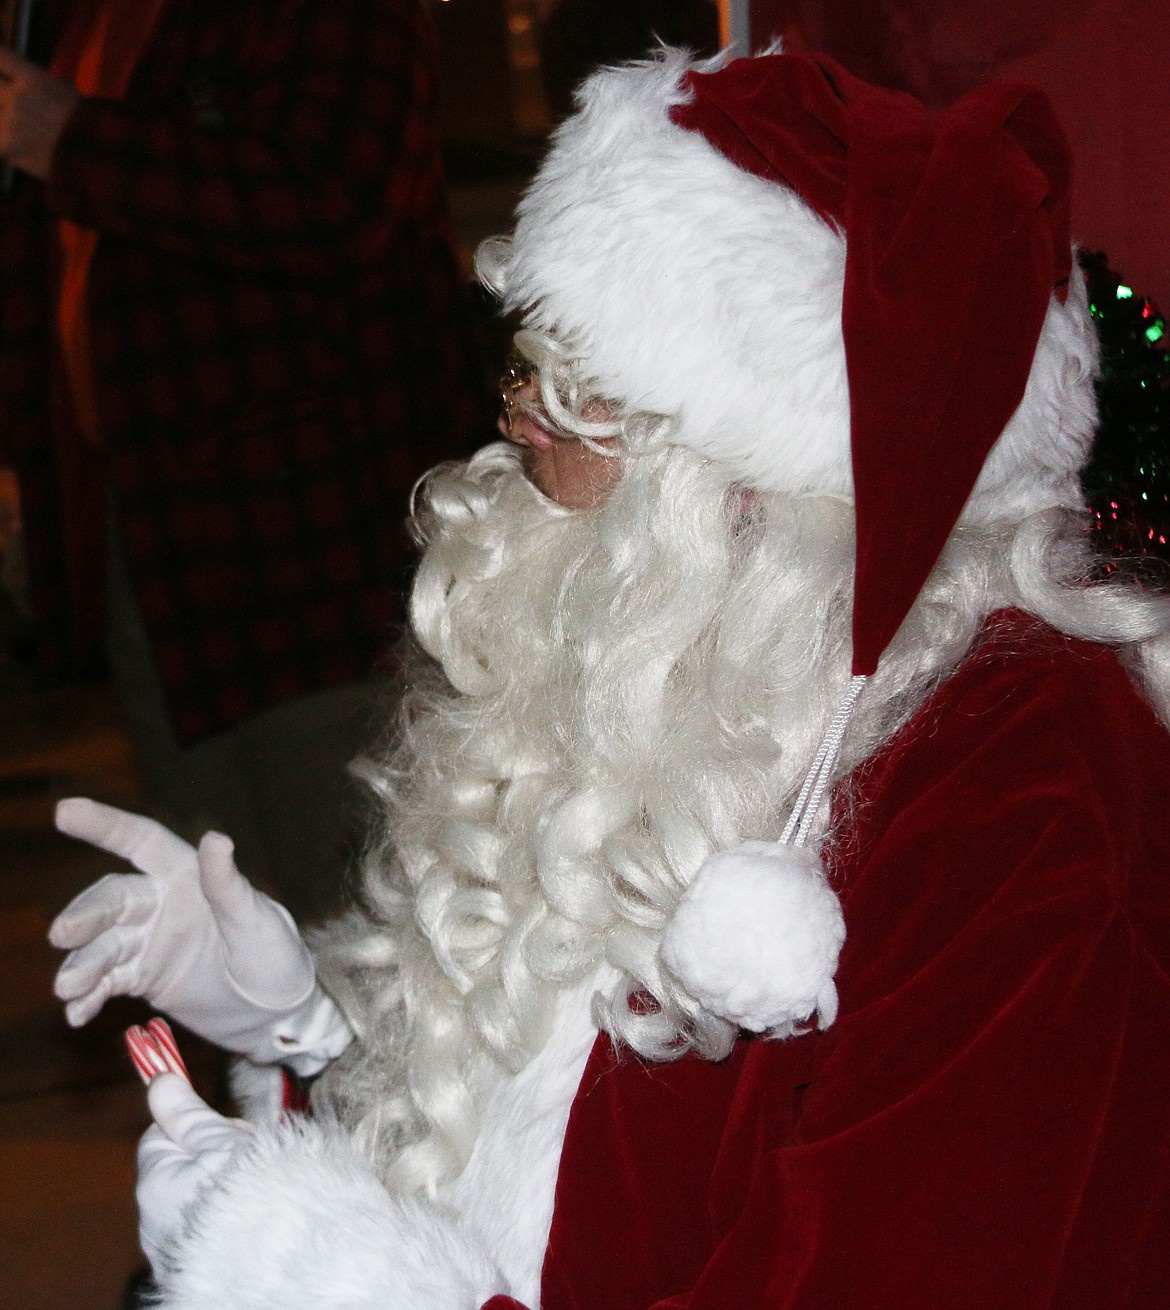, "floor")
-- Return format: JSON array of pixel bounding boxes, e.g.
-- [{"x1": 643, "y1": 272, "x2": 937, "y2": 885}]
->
[{"x1": 0, "y1": 663, "x2": 227, "y2": 1308}]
